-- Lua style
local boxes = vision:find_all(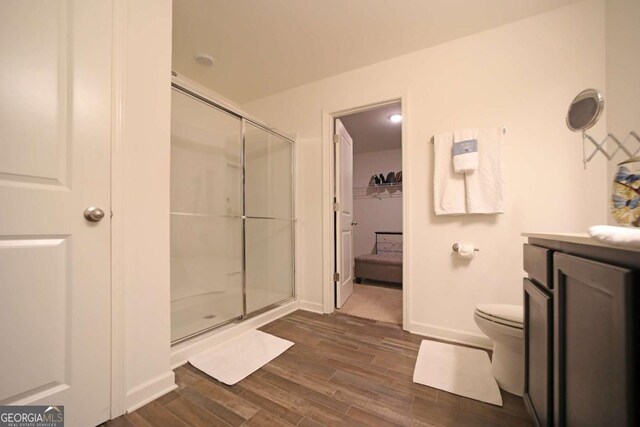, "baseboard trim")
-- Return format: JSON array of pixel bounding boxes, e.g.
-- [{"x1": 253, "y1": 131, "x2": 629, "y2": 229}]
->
[
  {"x1": 125, "y1": 370, "x2": 177, "y2": 413},
  {"x1": 408, "y1": 321, "x2": 492, "y2": 350},
  {"x1": 170, "y1": 300, "x2": 300, "y2": 368},
  {"x1": 298, "y1": 300, "x2": 324, "y2": 313}
]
